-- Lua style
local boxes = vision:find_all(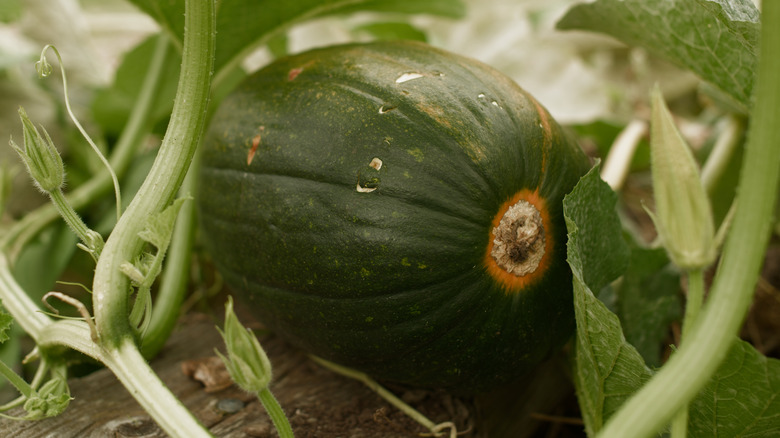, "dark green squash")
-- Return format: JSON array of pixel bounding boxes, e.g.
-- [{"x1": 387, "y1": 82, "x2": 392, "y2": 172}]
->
[{"x1": 198, "y1": 41, "x2": 591, "y2": 392}]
